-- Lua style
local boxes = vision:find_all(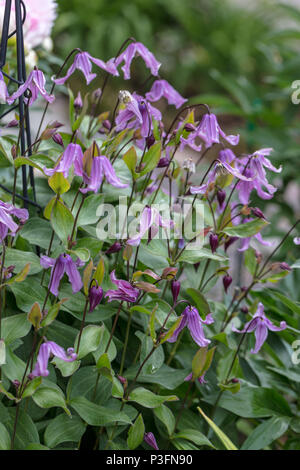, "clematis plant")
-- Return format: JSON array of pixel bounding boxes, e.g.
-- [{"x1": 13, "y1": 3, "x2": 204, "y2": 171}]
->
[{"x1": 0, "y1": 35, "x2": 299, "y2": 453}]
